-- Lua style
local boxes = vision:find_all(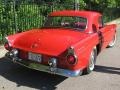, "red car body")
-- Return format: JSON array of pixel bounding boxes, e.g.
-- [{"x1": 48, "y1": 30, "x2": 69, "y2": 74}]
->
[{"x1": 4, "y1": 10, "x2": 116, "y2": 77}]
